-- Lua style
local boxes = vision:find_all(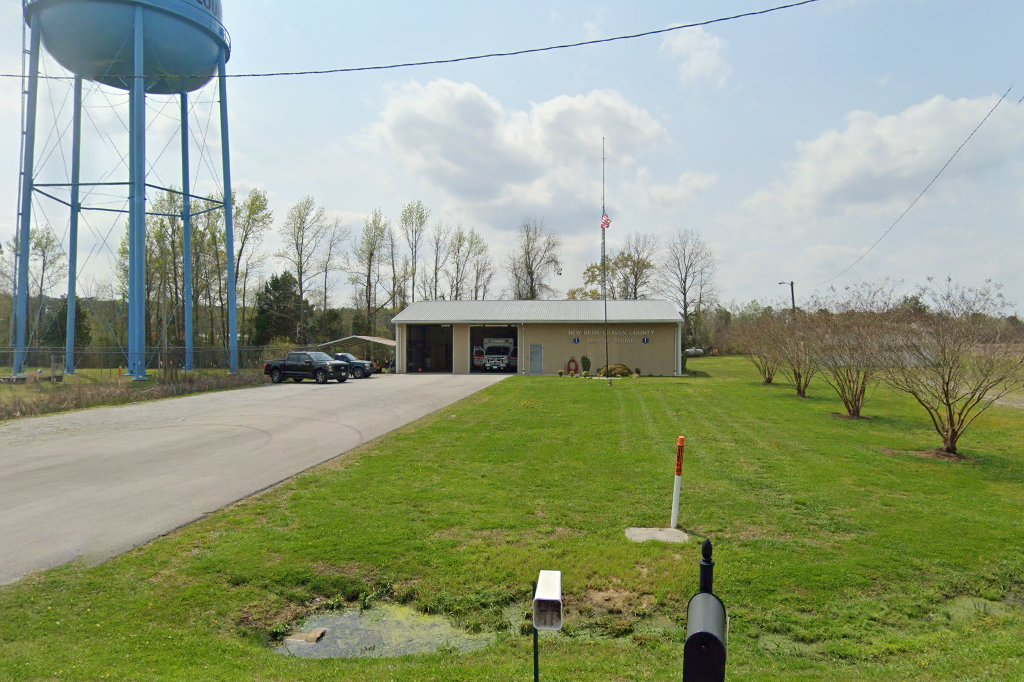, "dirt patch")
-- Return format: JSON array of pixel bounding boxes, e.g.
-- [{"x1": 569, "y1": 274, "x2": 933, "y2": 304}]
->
[
  {"x1": 880, "y1": 448, "x2": 977, "y2": 463},
  {"x1": 236, "y1": 600, "x2": 309, "y2": 633},
  {"x1": 831, "y1": 413, "x2": 871, "y2": 420},
  {"x1": 582, "y1": 589, "x2": 654, "y2": 616}
]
